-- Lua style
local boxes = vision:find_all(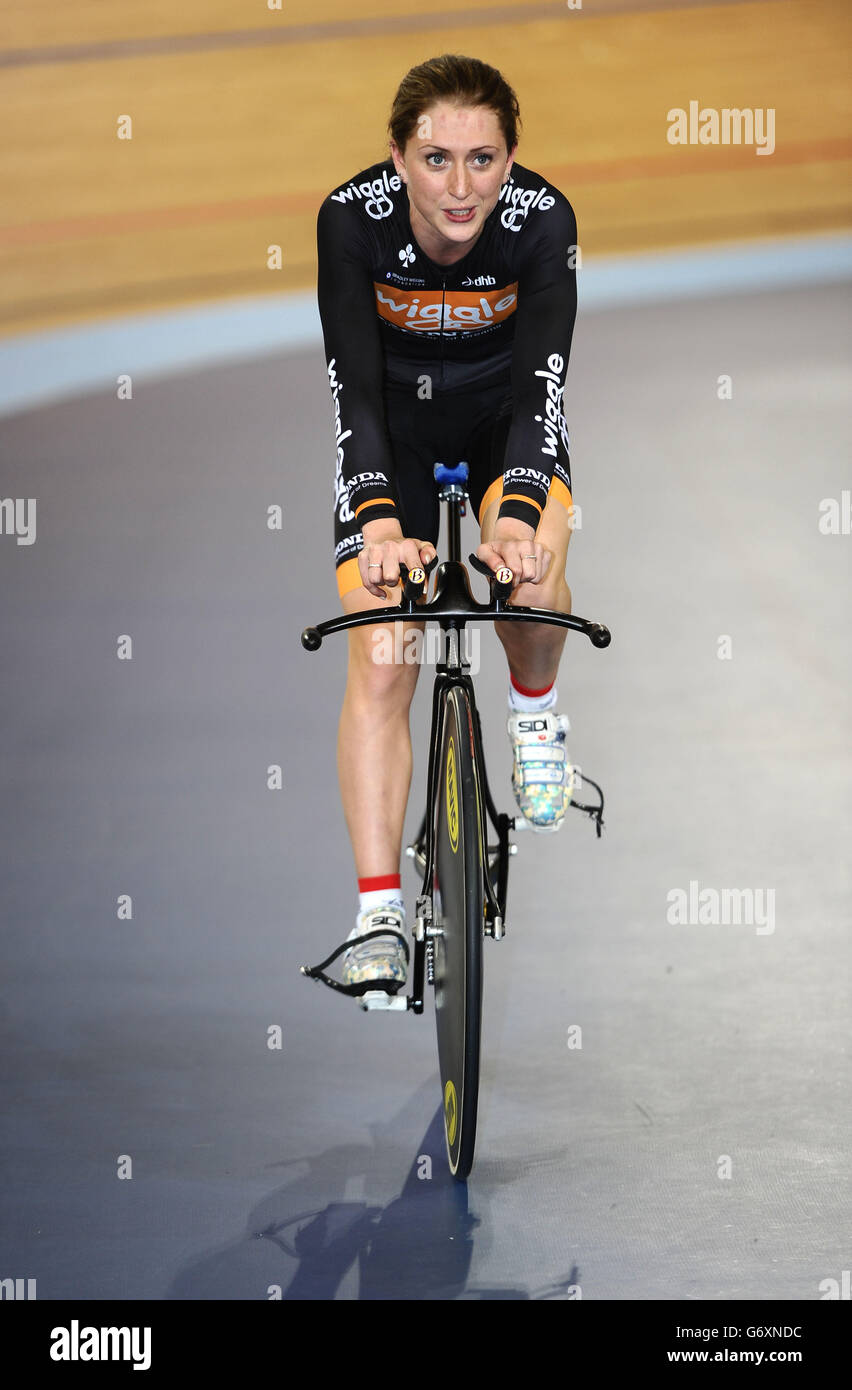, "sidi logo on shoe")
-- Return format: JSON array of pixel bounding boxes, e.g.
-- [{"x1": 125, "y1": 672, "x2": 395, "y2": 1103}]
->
[{"x1": 517, "y1": 718, "x2": 549, "y2": 733}]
